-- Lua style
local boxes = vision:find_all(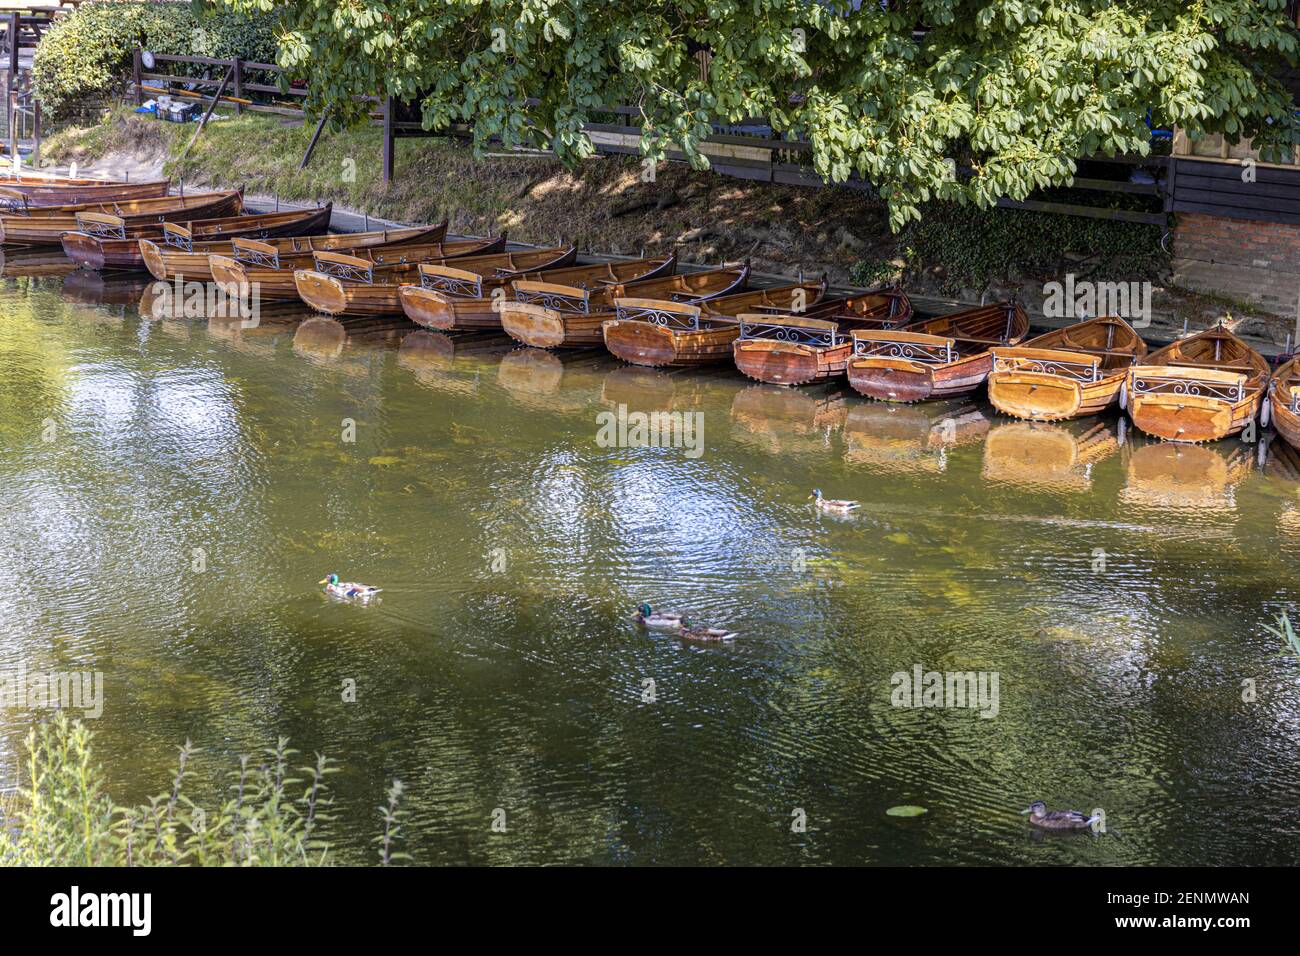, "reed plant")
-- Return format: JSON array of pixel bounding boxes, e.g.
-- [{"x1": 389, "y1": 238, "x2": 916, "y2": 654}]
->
[
  {"x1": 1266, "y1": 612, "x2": 1300, "y2": 661},
  {"x1": 0, "y1": 712, "x2": 406, "y2": 867}
]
